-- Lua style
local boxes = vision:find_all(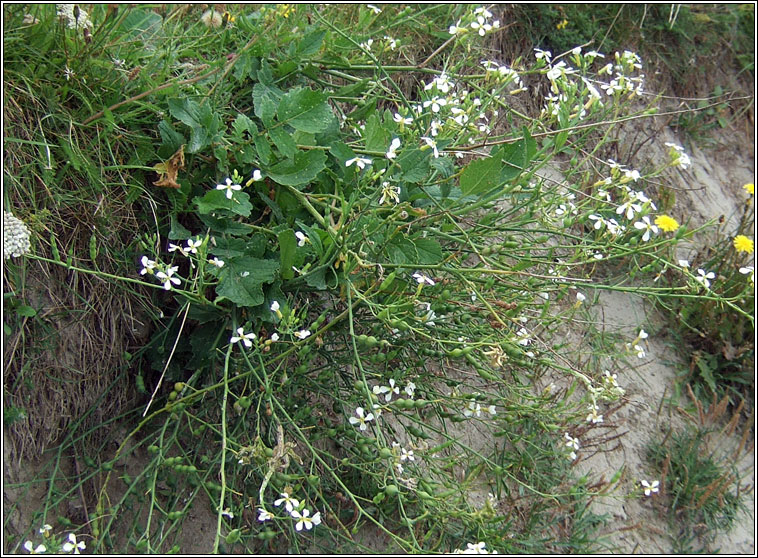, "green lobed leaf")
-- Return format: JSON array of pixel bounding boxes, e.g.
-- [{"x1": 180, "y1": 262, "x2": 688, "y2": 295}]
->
[
  {"x1": 167, "y1": 98, "x2": 221, "y2": 153},
  {"x1": 412, "y1": 237, "x2": 443, "y2": 264},
  {"x1": 397, "y1": 149, "x2": 430, "y2": 183},
  {"x1": 168, "y1": 214, "x2": 191, "y2": 240},
  {"x1": 158, "y1": 120, "x2": 185, "y2": 155},
  {"x1": 232, "y1": 113, "x2": 257, "y2": 138},
  {"x1": 303, "y1": 266, "x2": 328, "y2": 290},
  {"x1": 255, "y1": 134, "x2": 273, "y2": 165},
  {"x1": 277, "y1": 87, "x2": 335, "y2": 133},
  {"x1": 267, "y1": 149, "x2": 327, "y2": 187},
  {"x1": 296, "y1": 29, "x2": 327, "y2": 56},
  {"x1": 268, "y1": 127, "x2": 297, "y2": 158},
  {"x1": 194, "y1": 190, "x2": 253, "y2": 217},
  {"x1": 253, "y1": 82, "x2": 283, "y2": 125},
  {"x1": 364, "y1": 113, "x2": 390, "y2": 153},
  {"x1": 499, "y1": 127, "x2": 538, "y2": 182},
  {"x1": 216, "y1": 257, "x2": 280, "y2": 308},
  {"x1": 460, "y1": 156, "x2": 501, "y2": 196},
  {"x1": 386, "y1": 235, "x2": 418, "y2": 264}
]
